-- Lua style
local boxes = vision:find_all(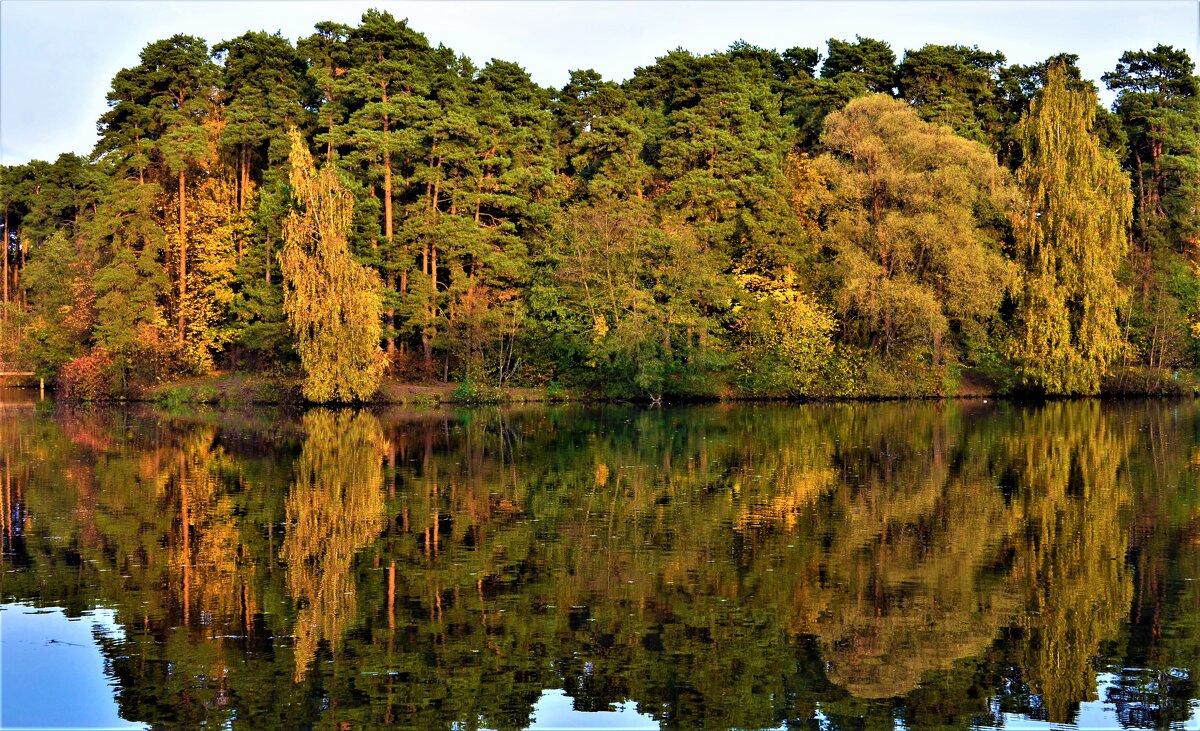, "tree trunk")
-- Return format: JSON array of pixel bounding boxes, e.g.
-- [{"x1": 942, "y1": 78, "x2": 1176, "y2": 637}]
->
[
  {"x1": 426, "y1": 243, "x2": 438, "y2": 375},
  {"x1": 1134, "y1": 153, "x2": 1147, "y2": 243},
  {"x1": 326, "y1": 98, "x2": 336, "y2": 163},
  {"x1": 14, "y1": 238, "x2": 21, "y2": 308},
  {"x1": 241, "y1": 145, "x2": 248, "y2": 212},
  {"x1": 136, "y1": 126, "x2": 145, "y2": 186},
  {"x1": 2, "y1": 212, "x2": 8, "y2": 314},
  {"x1": 178, "y1": 170, "x2": 187, "y2": 345},
  {"x1": 422, "y1": 241, "x2": 433, "y2": 373},
  {"x1": 1151, "y1": 138, "x2": 1165, "y2": 219},
  {"x1": 240, "y1": 146, "x2": 251, "y2": 213},
  {"x1": 384, "y1": 136, "x2": 395, "y2": 356}
]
